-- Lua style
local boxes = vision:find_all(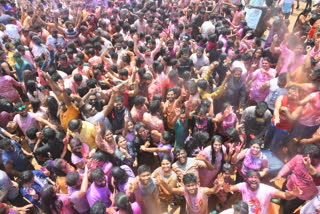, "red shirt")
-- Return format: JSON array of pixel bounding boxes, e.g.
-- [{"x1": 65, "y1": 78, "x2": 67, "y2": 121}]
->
[{"x1": 272, "y1": 95, "x2": 298, "y2": 131}]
